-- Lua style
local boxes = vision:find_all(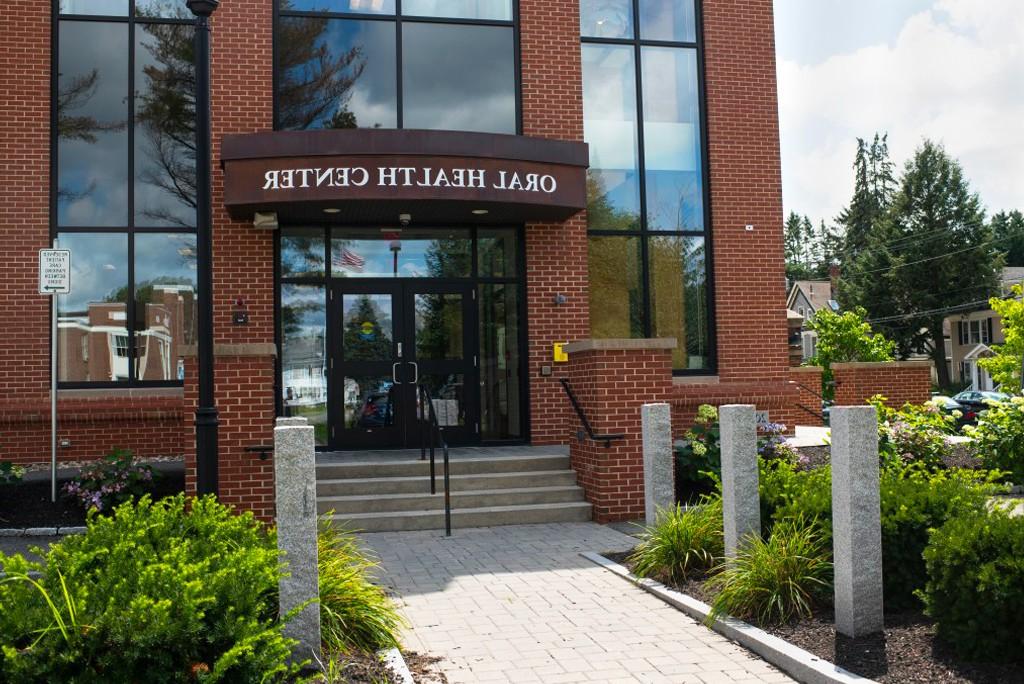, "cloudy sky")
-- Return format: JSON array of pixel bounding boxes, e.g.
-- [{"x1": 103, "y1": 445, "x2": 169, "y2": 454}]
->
[{"x1": 773, "y1": 0, "x2": 1024, "y2": 225}]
